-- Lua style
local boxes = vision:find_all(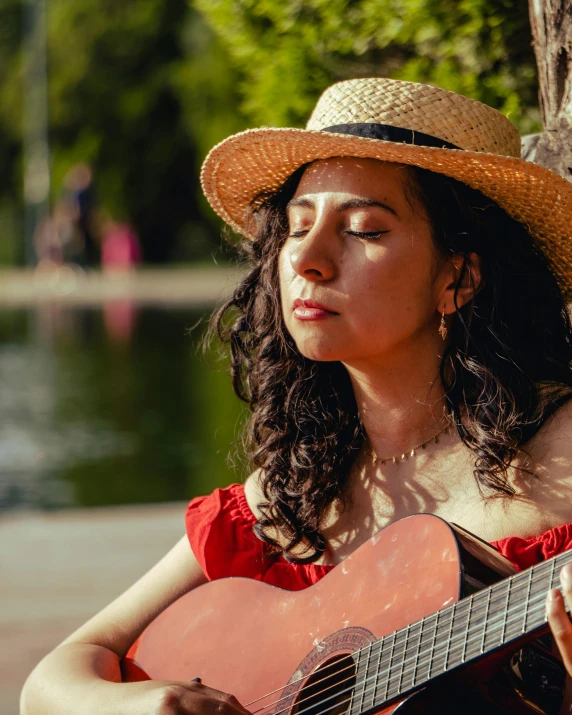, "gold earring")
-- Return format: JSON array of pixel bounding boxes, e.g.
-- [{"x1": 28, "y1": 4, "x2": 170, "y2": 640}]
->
[{"x1": 438, "y1": 309, "x2": 448, "y2": 340}]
